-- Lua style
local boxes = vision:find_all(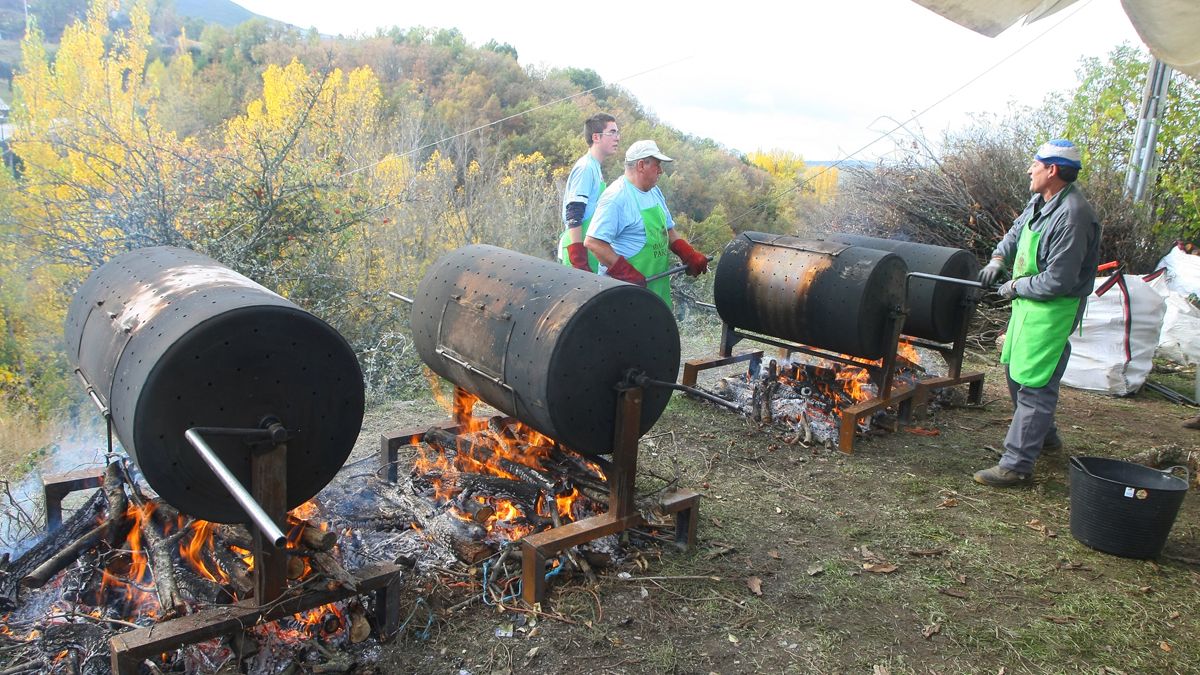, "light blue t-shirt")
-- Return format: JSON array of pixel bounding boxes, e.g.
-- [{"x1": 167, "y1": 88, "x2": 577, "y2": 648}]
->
[
  {"x1": 561, "y1": 154, "x2": 604, "y2": 226},
  {"x1": 588, "y1": 176, "x2": 675, "y2": 264}
]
